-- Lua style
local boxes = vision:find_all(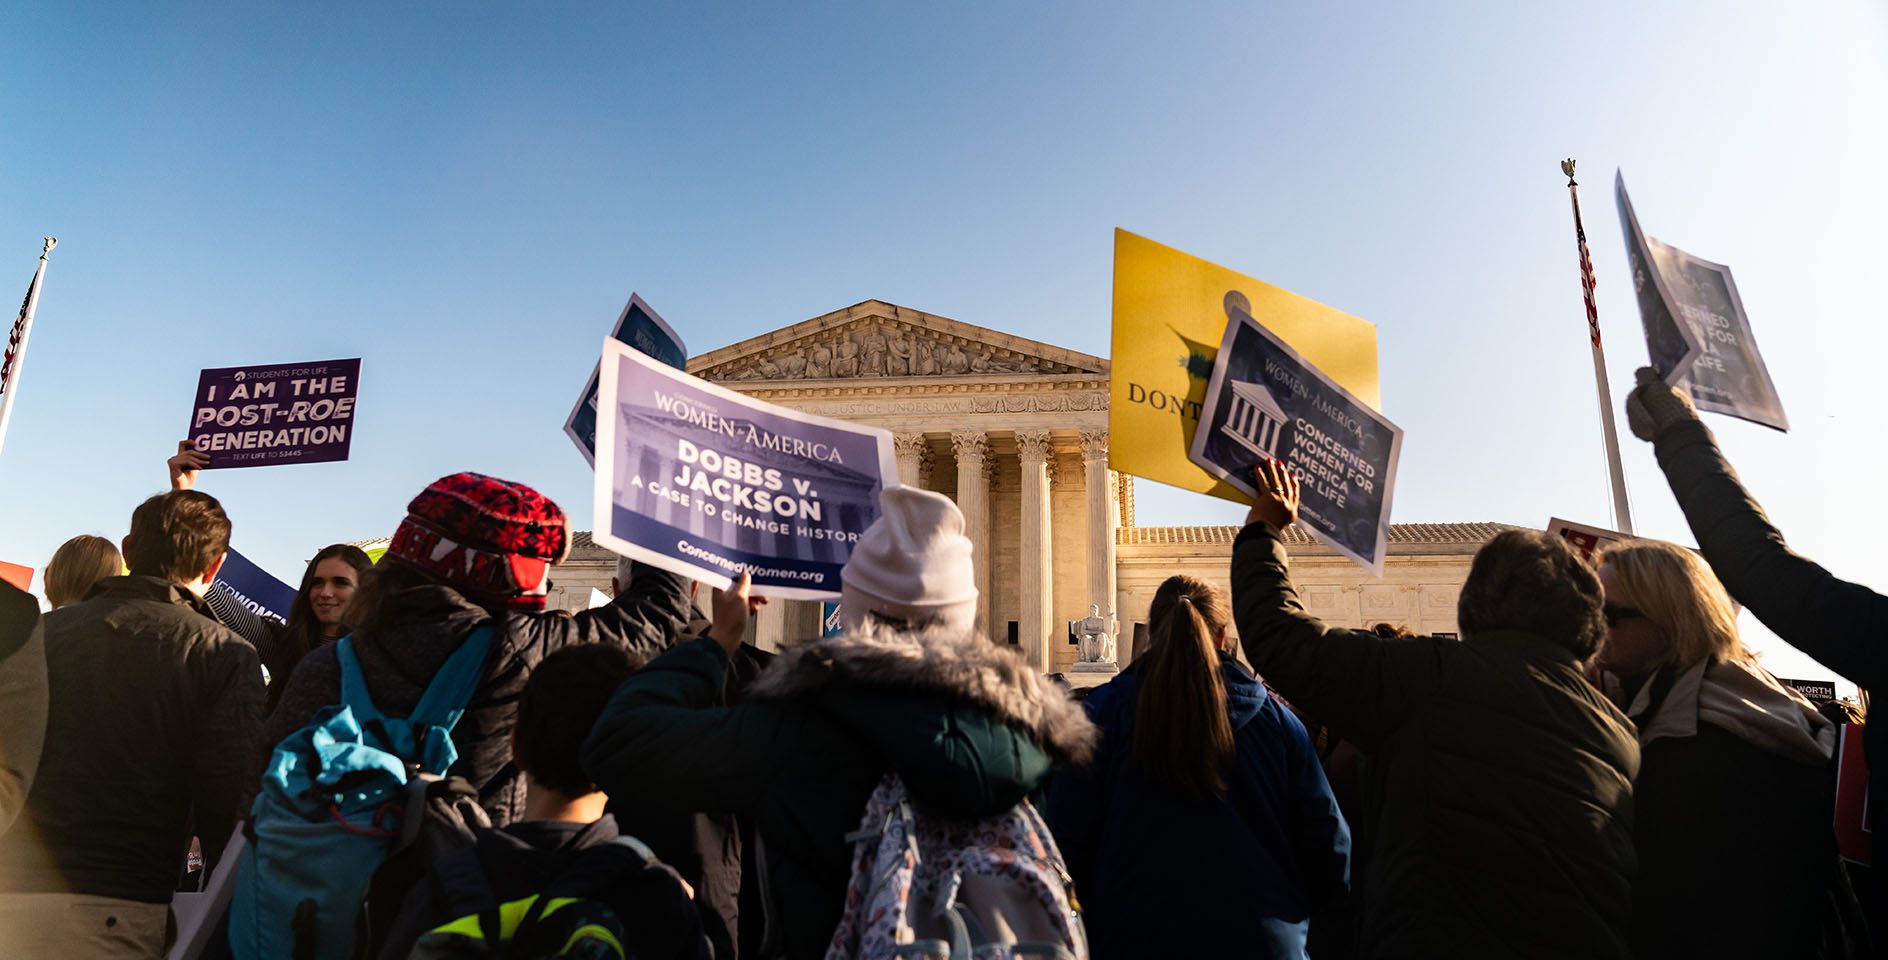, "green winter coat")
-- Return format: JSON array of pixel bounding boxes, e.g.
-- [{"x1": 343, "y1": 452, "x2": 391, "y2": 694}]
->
[
  {"x1": 581, "y1": 627, "x2": 1096, "y2": 960},
  {"x1": 1232, "y1": 522, "x2": 1640, "y2": 960}
]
